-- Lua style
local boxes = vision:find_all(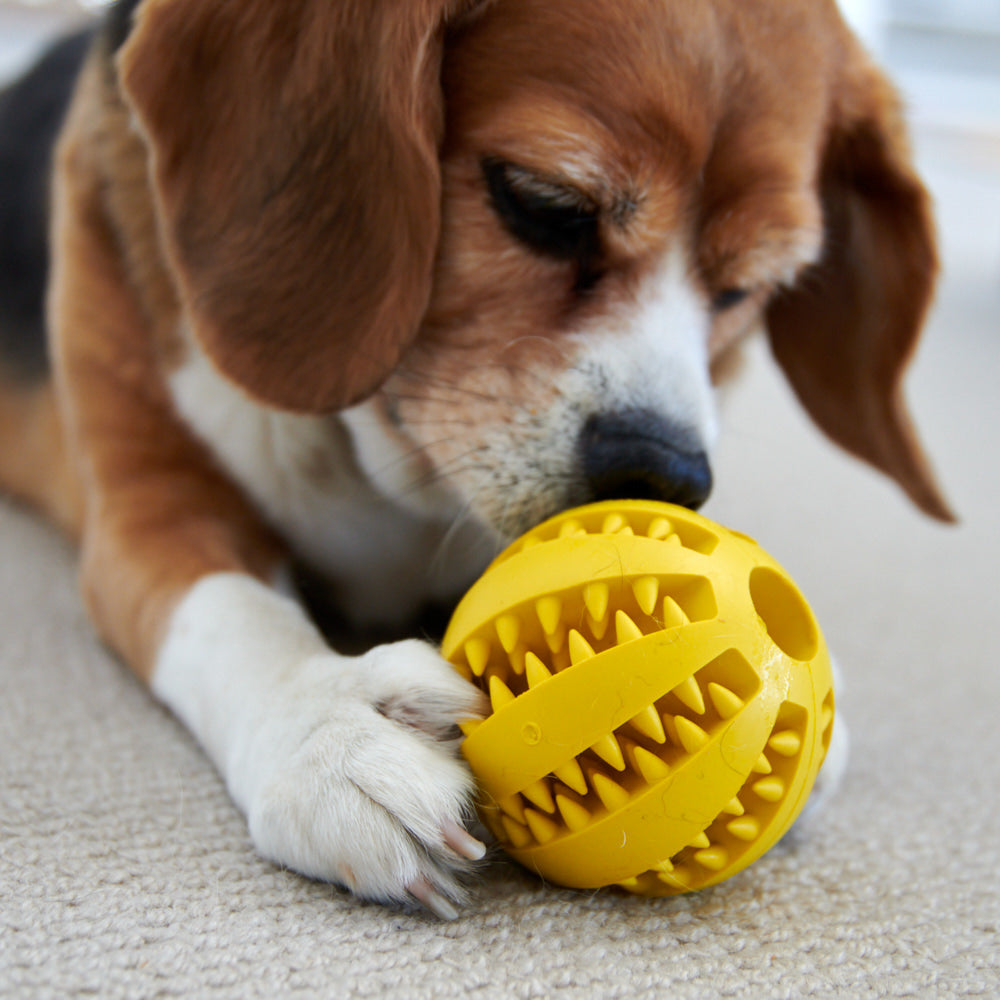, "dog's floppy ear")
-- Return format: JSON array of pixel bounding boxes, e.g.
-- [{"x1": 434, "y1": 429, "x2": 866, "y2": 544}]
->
[
  {"x1": 118, "y1": 0, "x2": 487, "y2": 412},
  {"x1": 765, "y1": 44, "x2": 954, "y2": 520}
]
